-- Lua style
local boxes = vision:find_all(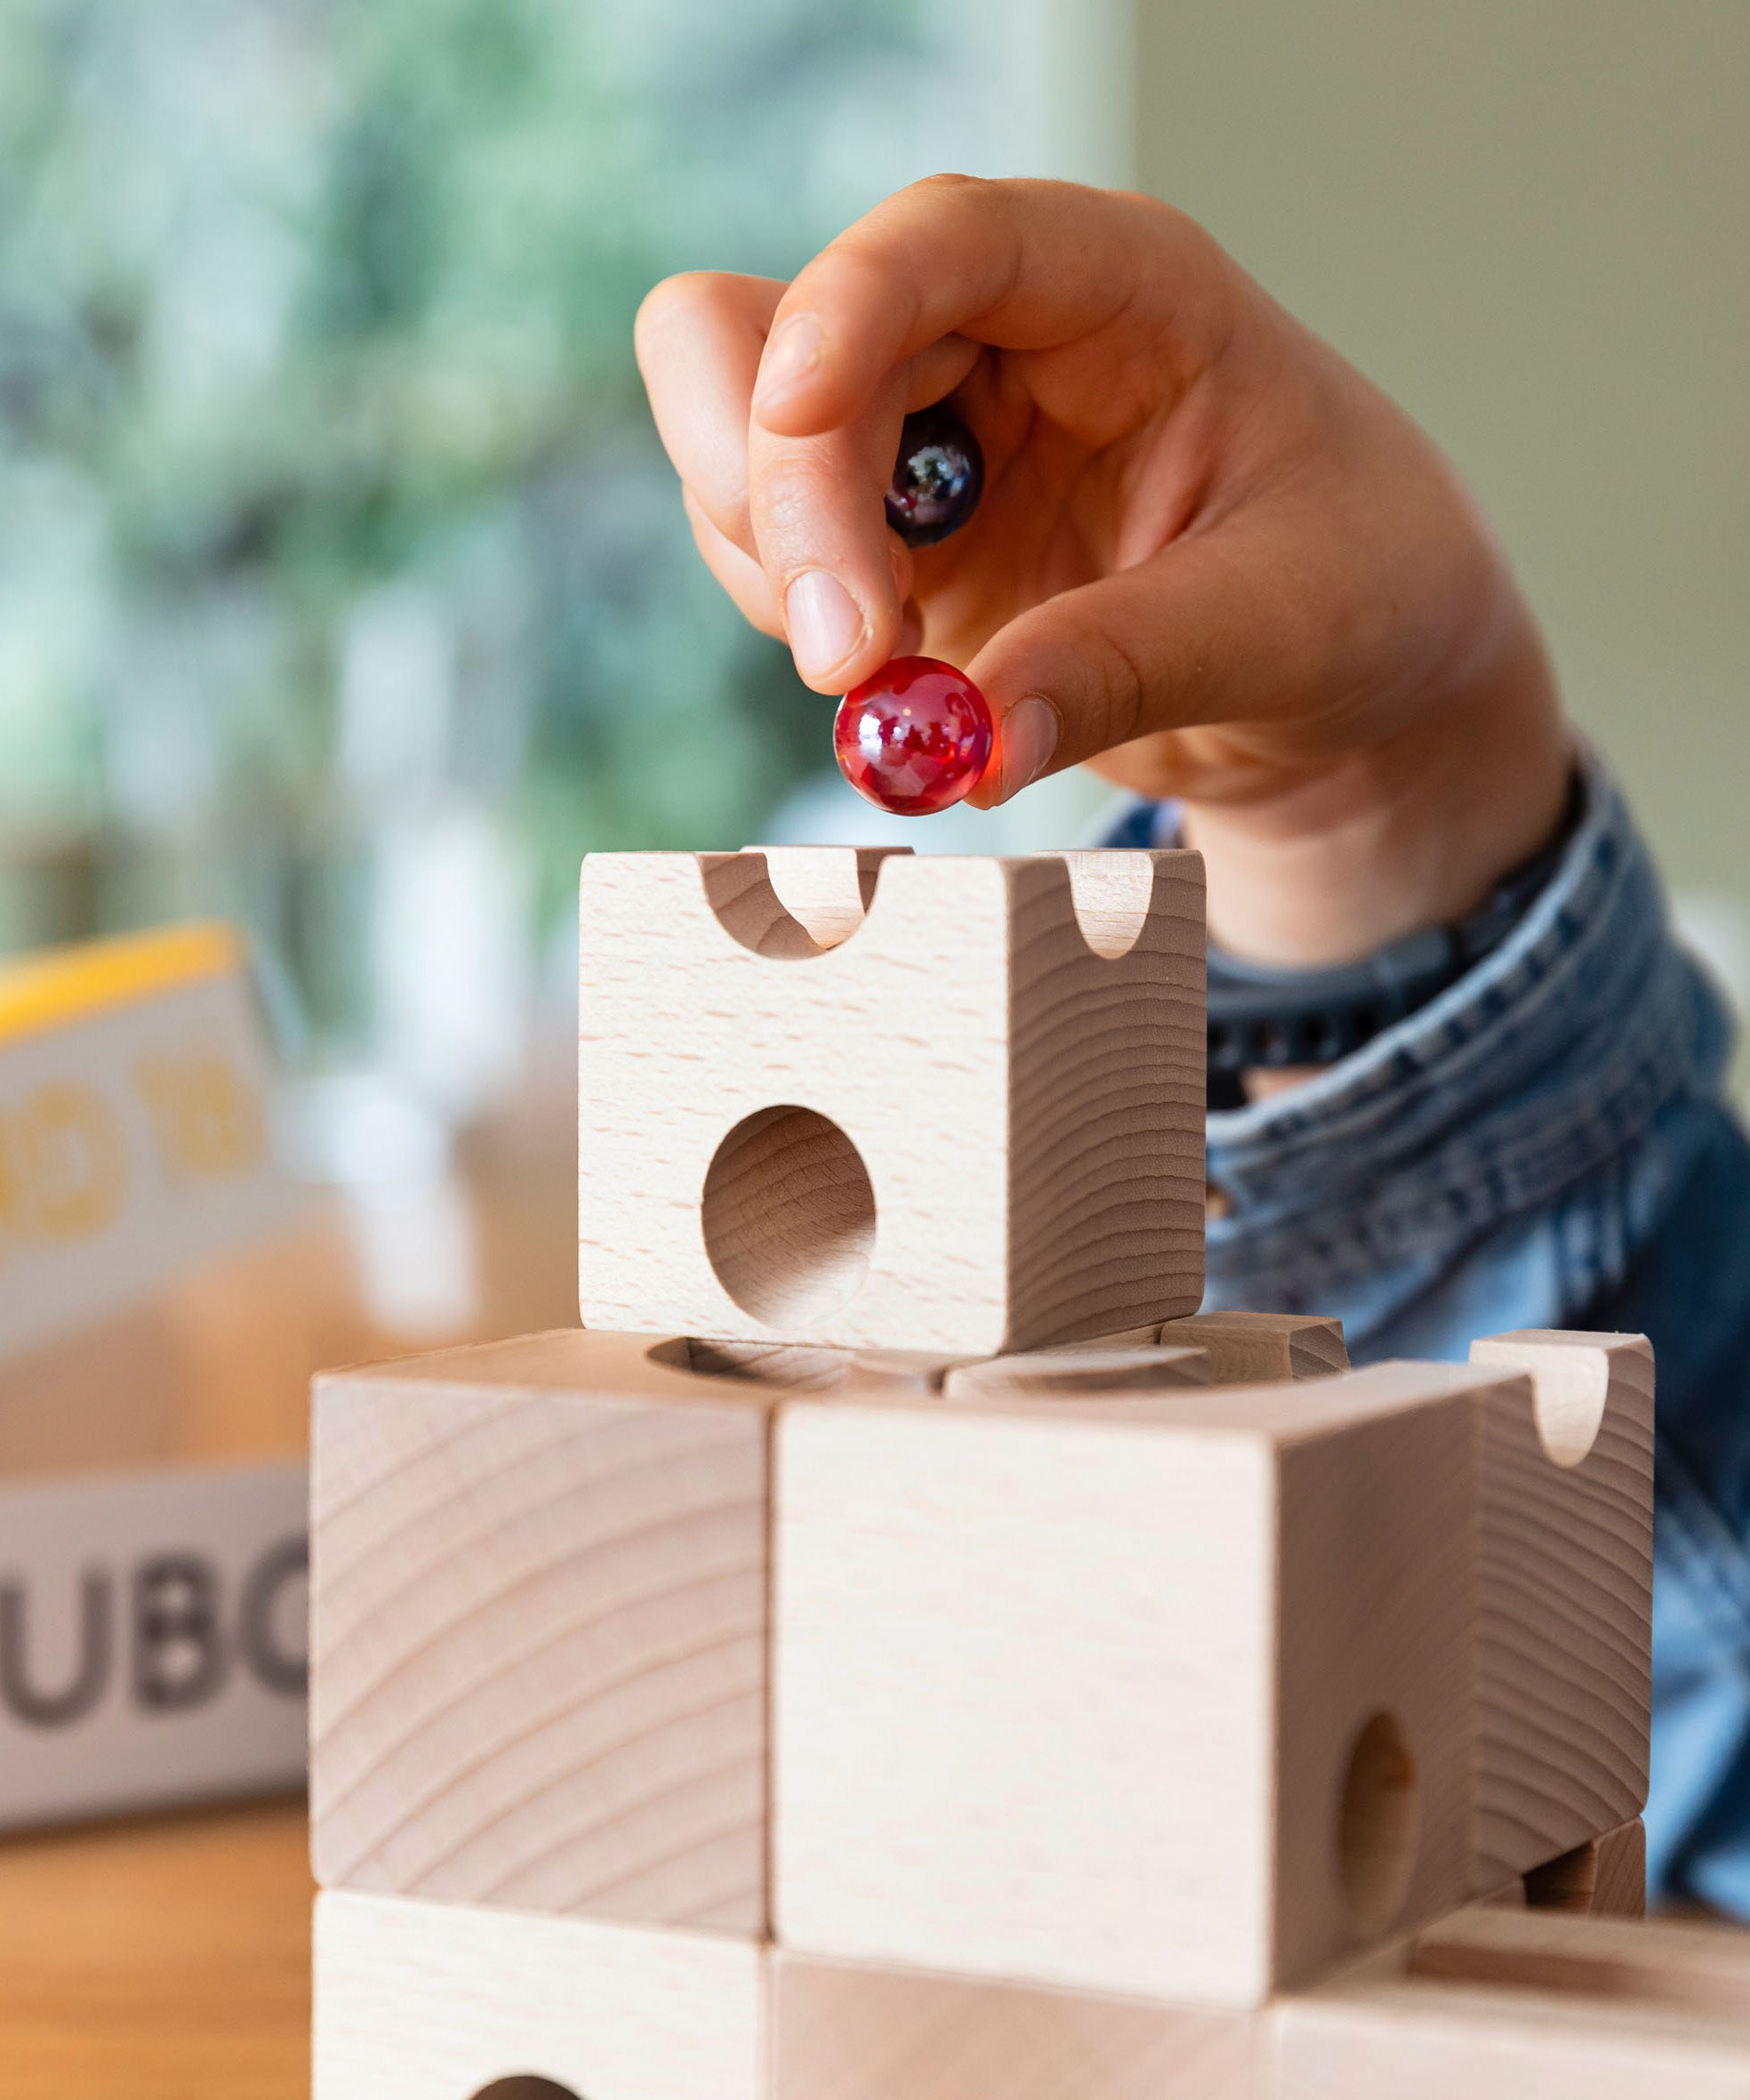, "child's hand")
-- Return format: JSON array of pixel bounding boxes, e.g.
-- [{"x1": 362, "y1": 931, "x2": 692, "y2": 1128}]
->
[{"x1": 637, "y1": 178, "x2": 1568, "y2": 961}]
